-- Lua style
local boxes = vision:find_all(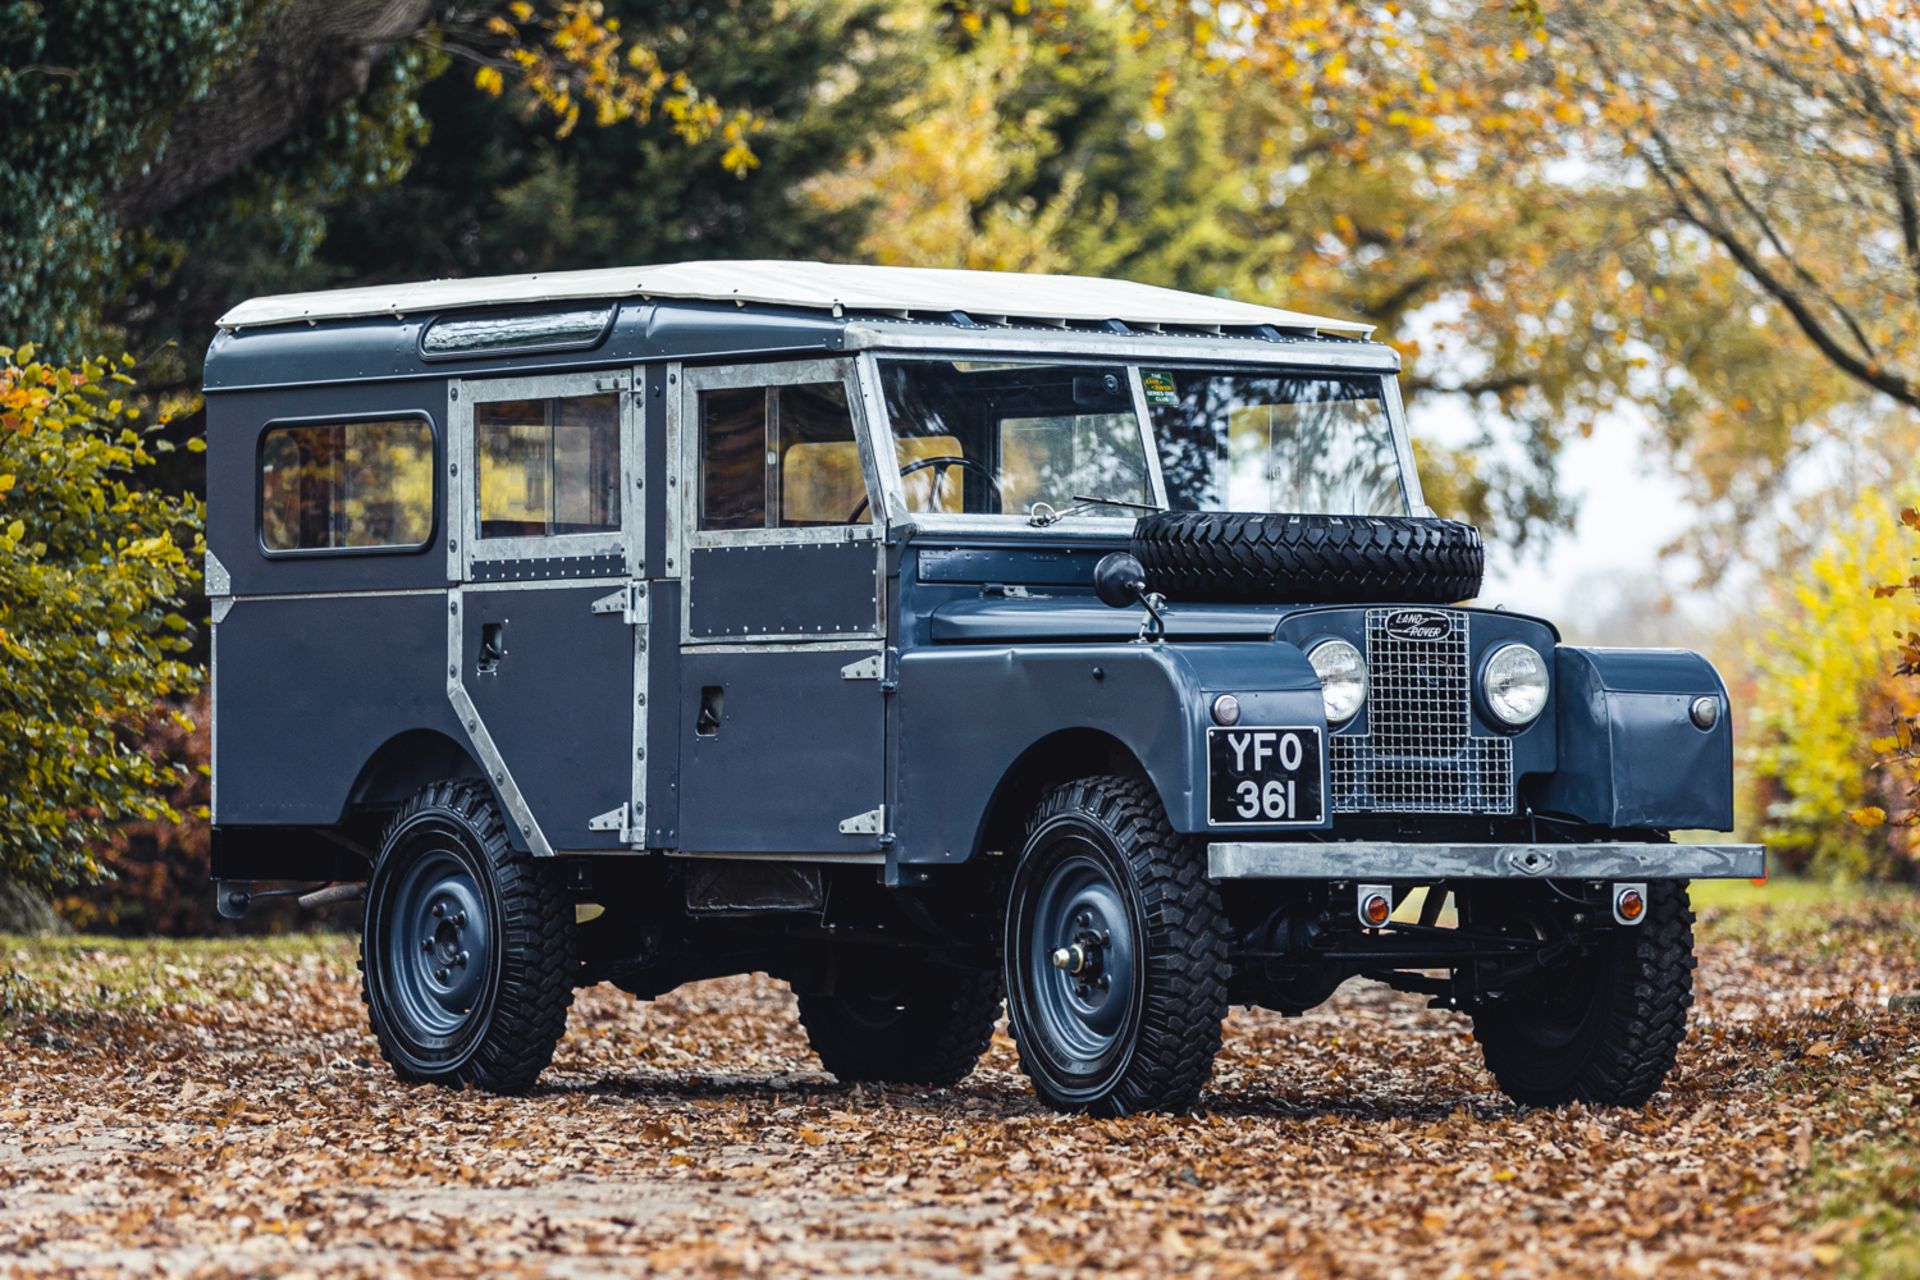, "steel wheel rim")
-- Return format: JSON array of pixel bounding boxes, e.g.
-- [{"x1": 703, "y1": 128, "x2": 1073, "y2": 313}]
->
[
  {"x1": 1018, "y1": 836, "x2": 1141, "y2": 1077},
  {"x1": 377, "y1": 842, "x2": 495, "y2": 1046}
]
